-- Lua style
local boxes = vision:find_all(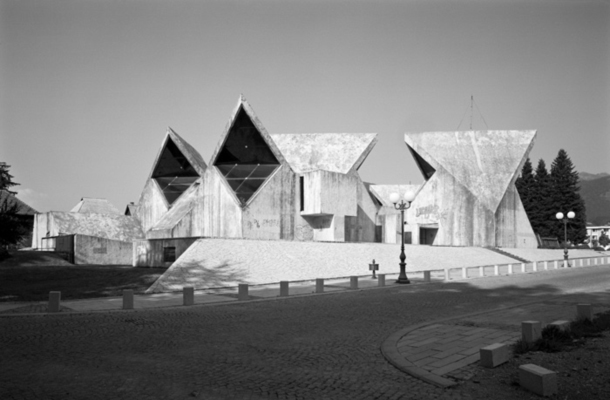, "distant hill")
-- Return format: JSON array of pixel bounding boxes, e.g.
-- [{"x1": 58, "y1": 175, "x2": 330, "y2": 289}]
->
[
  {"x1": 579, "y1": 172, "x2": 610, "y2": 181},
  {"x1": 579, "y1": 174, "x2": 610, "y2": 225}
]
